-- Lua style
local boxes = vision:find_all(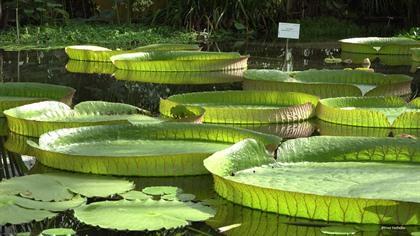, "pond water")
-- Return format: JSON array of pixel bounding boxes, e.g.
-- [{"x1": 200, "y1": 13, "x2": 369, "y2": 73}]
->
[{"x1": 0, "y1": 41, "x2": 419, "y2": 235}]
